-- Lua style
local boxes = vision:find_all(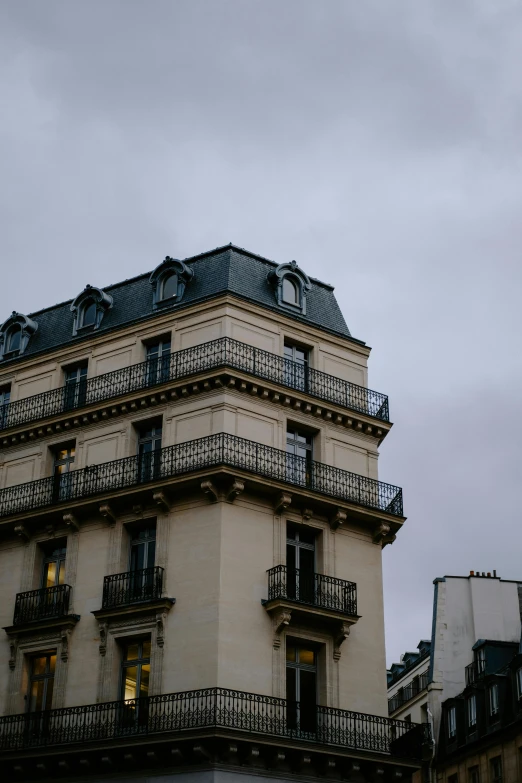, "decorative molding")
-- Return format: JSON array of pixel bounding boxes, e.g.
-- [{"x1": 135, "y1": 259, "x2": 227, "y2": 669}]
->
[
  {"x1": 99, "y1": 503, "x2": 117, "y2": 525},
  {"x1": 98, "y1": 622, "x2": 108, "y2": 657},
  {"x1": 201, "y1": 479, "x2": 219, "y2": 503},
  {"x1": 60, "y1": 628, "x2": 71, "y2": 662},
  {"x1": 132, "y1": 504, "x2": 144, "y2": 516},
  {"x1": 70, "y1": 284, "x2": 113, "y2": 336},
  {"x1": 272, "y1": 609, "x2": 292, "y2": 648},
  {"x1": 329, "y1": 509, "x2": 347, "y2": 531},
  {"x1": 109, "y1": 615, "x2": 155, "y2": 630},
  {"x1": 333, "y1": 622, "x2": 351, "y2": 661},
  {"x1": 302, "y1": 508, "x2": 313, "y2": 522},
  {"x1": 14, "y1": 524, "x2": 30, "y2": 543},
  {"x1": 226, "y1": 478, "x2": 245, "y2": 502},
  {"x1": 153, "y1": 490, "x2": 171, "y2": 513},
  {"x1": 156, "y1": 611, "x2": 167, "y2": 648},
  {"x1": 150, "y1": 256, "x2": 194, "y2": 310},
  {"x1": 63, "y1": 513, "x2": 80, "y2": 532},
  {"x1": 274, "y1": 492, "x2": 292, "y2": 514},
  {"x1": 8, "y1": 639, "x2": 17, "y2": 671},
  {"x1": 0, "y1": 311, "x2": 38, "y2": 361},
  {"x1": 372, "y1": 522, "x2": 396, "y2": 547}
]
